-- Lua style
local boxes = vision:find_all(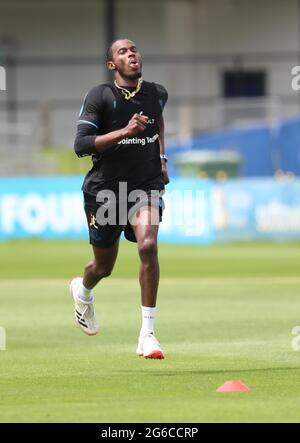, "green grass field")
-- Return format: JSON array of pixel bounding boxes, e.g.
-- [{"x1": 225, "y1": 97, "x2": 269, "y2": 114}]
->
[{"x1": 1, "y1": 240, "x2": 300, "y2": 423}]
